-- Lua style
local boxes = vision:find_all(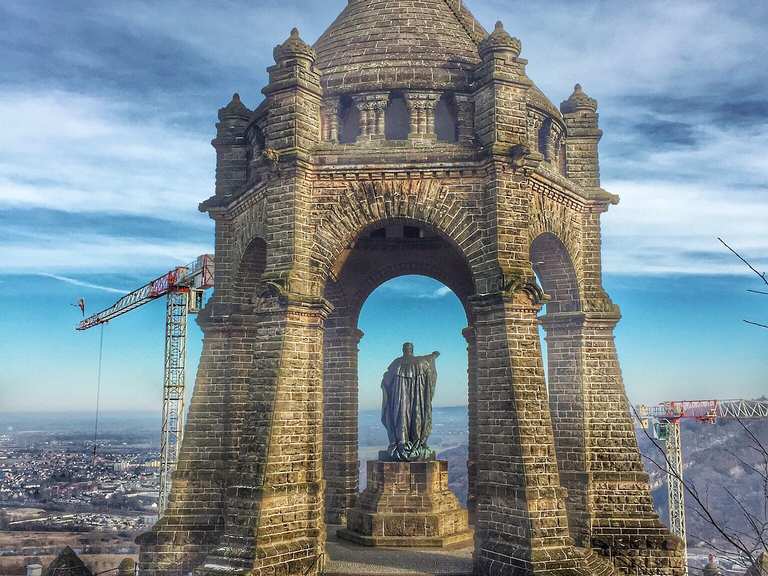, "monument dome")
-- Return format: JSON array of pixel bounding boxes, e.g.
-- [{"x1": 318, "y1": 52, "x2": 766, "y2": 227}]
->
[{"x1": 314, "y1": 0, "x2": 486, "y2": 94}]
